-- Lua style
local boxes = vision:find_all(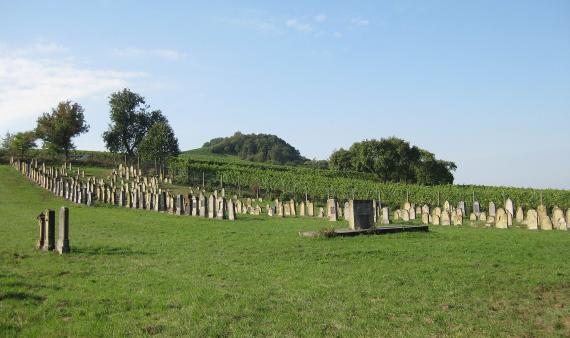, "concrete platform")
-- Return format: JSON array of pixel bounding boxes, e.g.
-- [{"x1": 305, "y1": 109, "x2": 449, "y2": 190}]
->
[{"x1": 299, "y1": 225, "x2": 429, "y2": 238}]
